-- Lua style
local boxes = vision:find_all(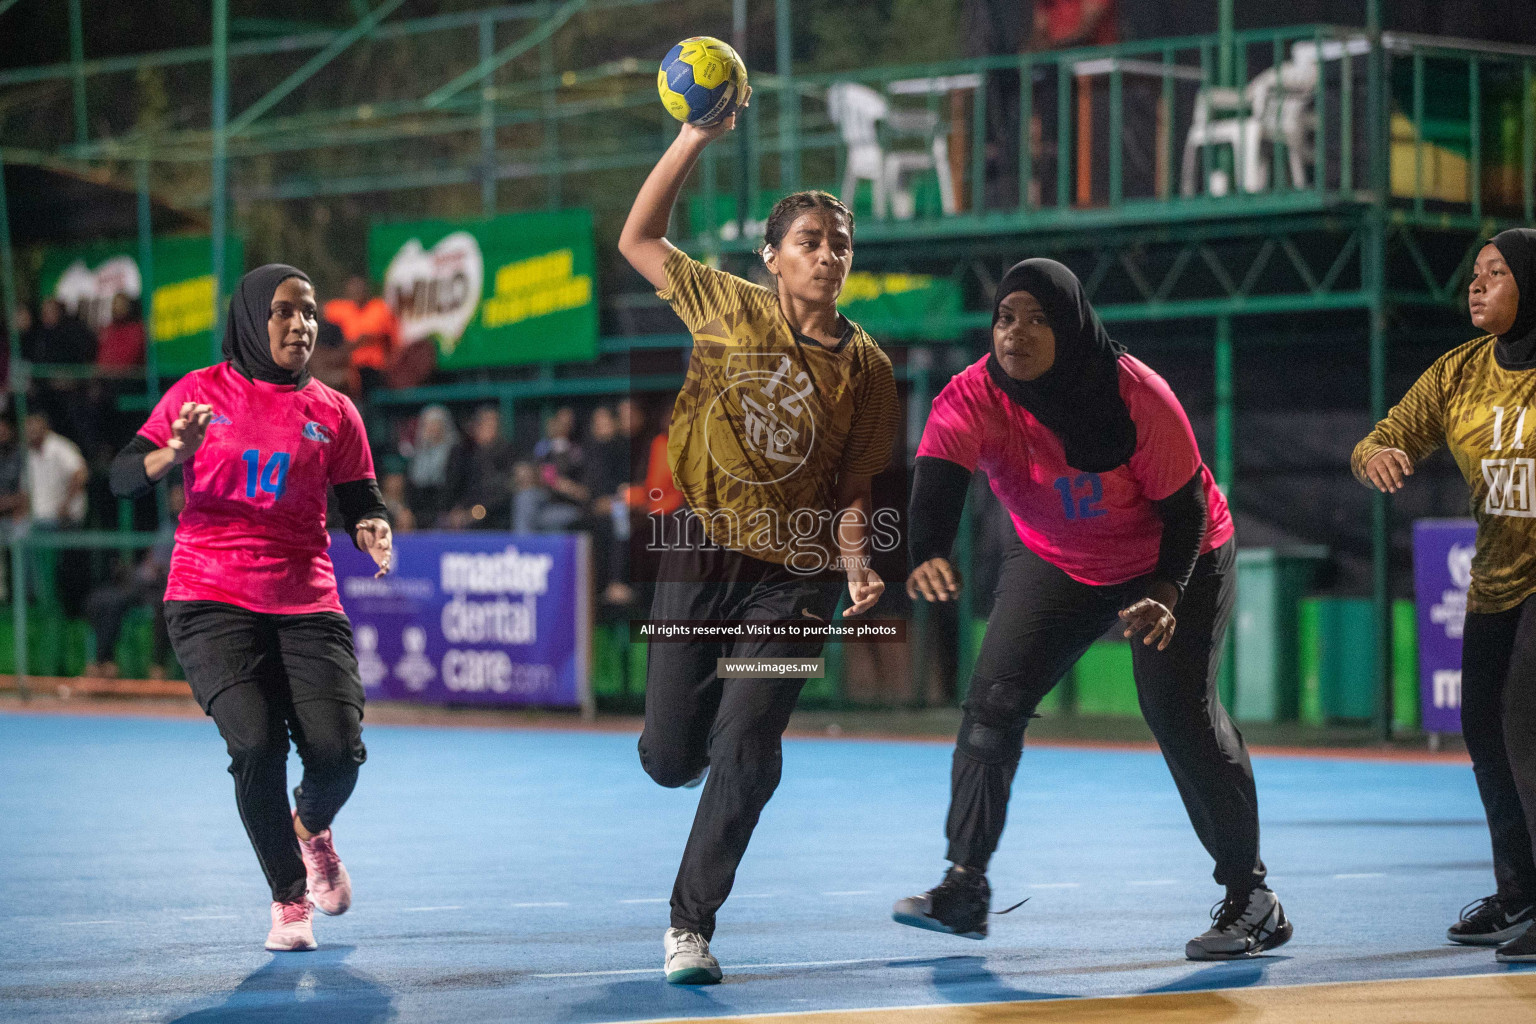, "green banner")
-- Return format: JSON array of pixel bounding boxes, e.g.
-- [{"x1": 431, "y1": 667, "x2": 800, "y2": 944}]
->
[
  {"x1": 38, "y1": 235, "x2": 244, "y2": 375},
  {"x1": 838, "y1": 271, "x2": 962, "y2": 341},
  {"x1": 368, "y1": 210, "x2": 598, "y2": 369}
]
